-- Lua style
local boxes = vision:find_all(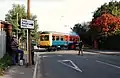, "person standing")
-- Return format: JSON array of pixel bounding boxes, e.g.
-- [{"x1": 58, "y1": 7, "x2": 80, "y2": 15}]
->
[
  {"x1": 78, "y1": 40, "x2": 84, "y2": 56},
  {"x1": 31, "y1": 40, "x2": 35, "y2": 65}
]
